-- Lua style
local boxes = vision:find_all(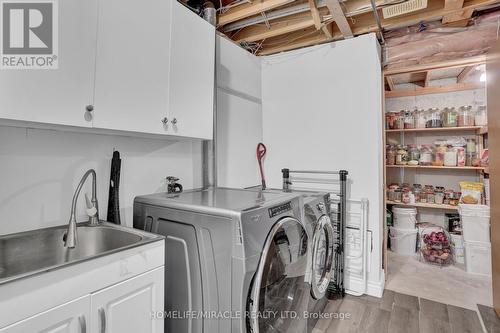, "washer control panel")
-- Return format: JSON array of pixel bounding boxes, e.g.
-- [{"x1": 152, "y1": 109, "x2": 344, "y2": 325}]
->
[{"x1": 268, "y1": 201, "x2": 292, "y2": 218}]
